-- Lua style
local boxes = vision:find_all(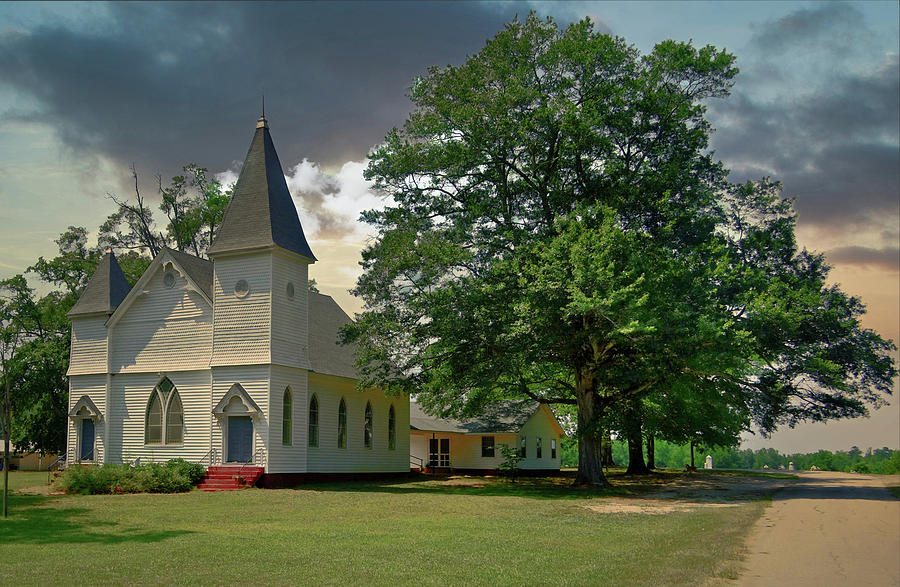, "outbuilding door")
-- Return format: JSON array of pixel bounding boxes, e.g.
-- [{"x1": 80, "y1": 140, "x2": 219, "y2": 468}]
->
[
  {"x1": 80, "y1": 418, "x2": 95, "y2": 461},
  {"x1": 227, "y1": 416, "x2": 253, "y2": 463},
  {"x1": 428, "y1": 437, "x2": 450, "y2": 467}
]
